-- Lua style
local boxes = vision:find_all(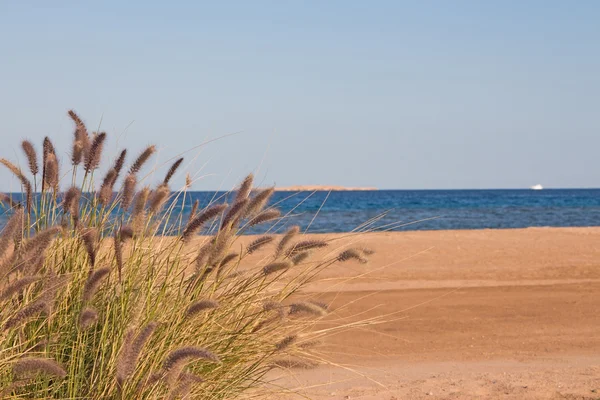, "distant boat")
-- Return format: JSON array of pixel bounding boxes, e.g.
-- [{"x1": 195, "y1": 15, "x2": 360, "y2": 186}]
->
[{"x1": 530, "y1": 184, "x2": 543, "y2": 190}]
